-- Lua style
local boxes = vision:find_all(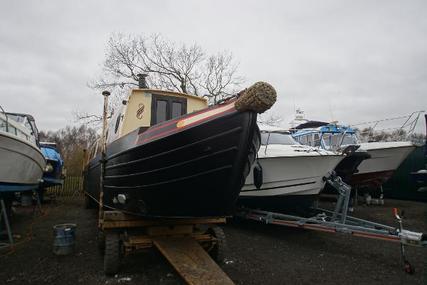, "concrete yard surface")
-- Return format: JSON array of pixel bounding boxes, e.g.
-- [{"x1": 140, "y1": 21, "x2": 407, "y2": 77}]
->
[{"x1": 0, "y1": 197, "x2": 426, "y2": 285}]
